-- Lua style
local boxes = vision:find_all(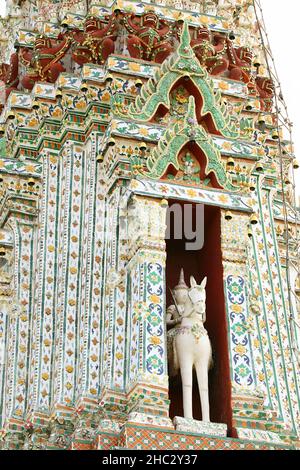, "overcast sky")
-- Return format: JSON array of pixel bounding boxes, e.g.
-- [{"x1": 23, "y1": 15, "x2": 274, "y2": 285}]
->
[
  {"x1": 0, "y1": 0, "x2": 299, "y2": 166},
  {"x1": 261, "y1": 0, "x2": 300, "y2": 157}
]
